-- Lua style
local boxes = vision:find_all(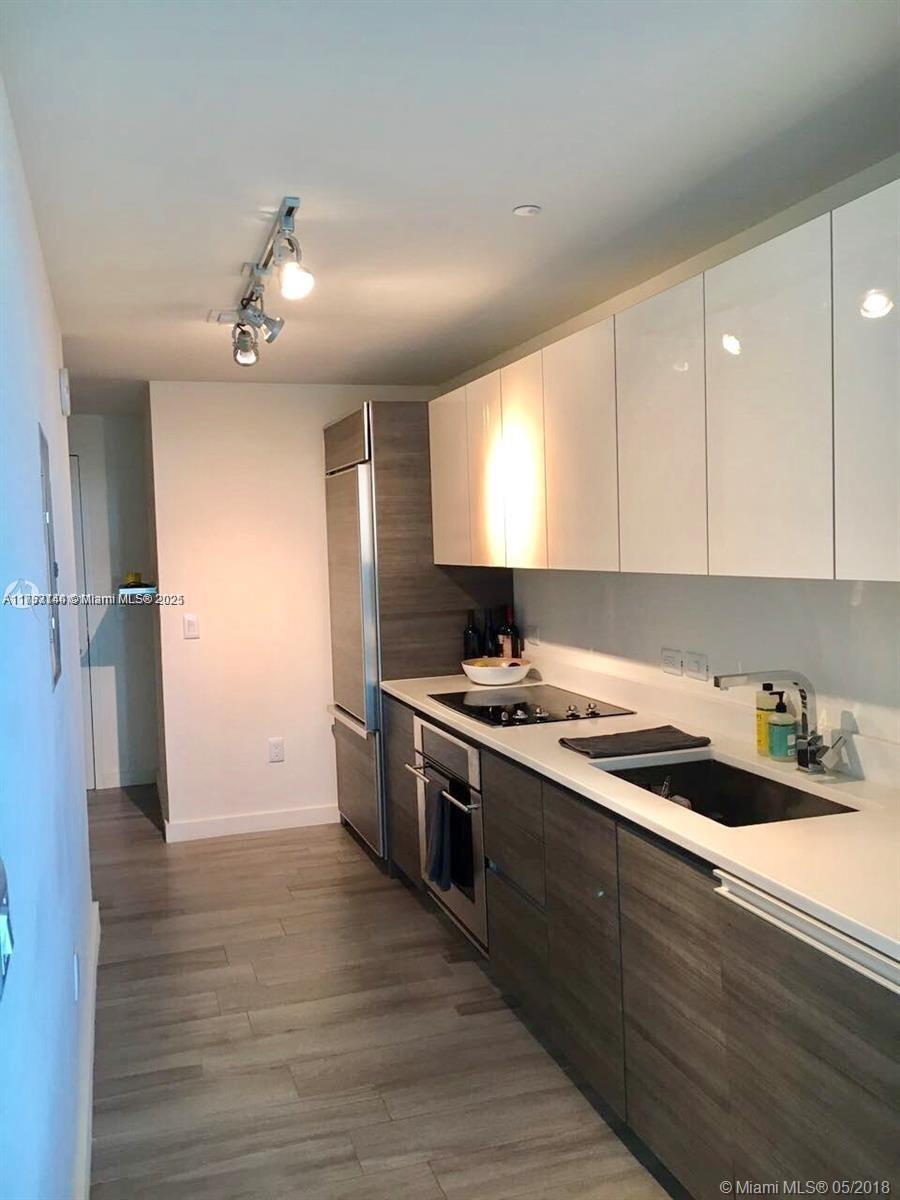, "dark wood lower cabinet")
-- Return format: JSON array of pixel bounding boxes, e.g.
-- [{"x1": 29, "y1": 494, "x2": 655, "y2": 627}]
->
[
  {"x1": 381, "y1": 696, "x2": 421, "y2": 883},
  {"x1": 482, "y1": 749, "x2": 545, "y2": 906},
  {"x1": 486, "y1": 866, "x2": 549, "y2": 1021},
  {"x1": 545, "y1": 783, "x2": 626, "y2": 1118},
  {"x1": 618, "y1": 827, "x2": 731, "y2": 1200},
  {"x1": 721, "y1": 898, "x2": 900, "y2": 1188}
]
